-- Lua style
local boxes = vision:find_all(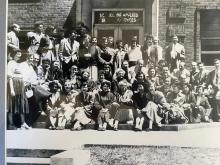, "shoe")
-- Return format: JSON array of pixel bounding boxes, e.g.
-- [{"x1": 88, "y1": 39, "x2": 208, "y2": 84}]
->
[
  {"x1": 146, "y1": 128, "x2": 152, "y2": 132},
  {"x1": 22, "y1": 123, "x2": 32, "y2": 130},
  {"x1": 102, "y1": 127, "x2": 106, "y2": 131},
  {"x1": 98, "y1": 127, "x2": 103, "y2": 131},
  {"x1": 114, "y1": 127, "x2": 118, "y2": 131},
  {"x1": 49, "y1": 126, "x2": 56, "y2": 130},
  {"x1": 7, "y1": 125, "x2": 17, "y2": 130},
  {"x1": 56, "y1": 126, "x2": 65, "y2": 130}
]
